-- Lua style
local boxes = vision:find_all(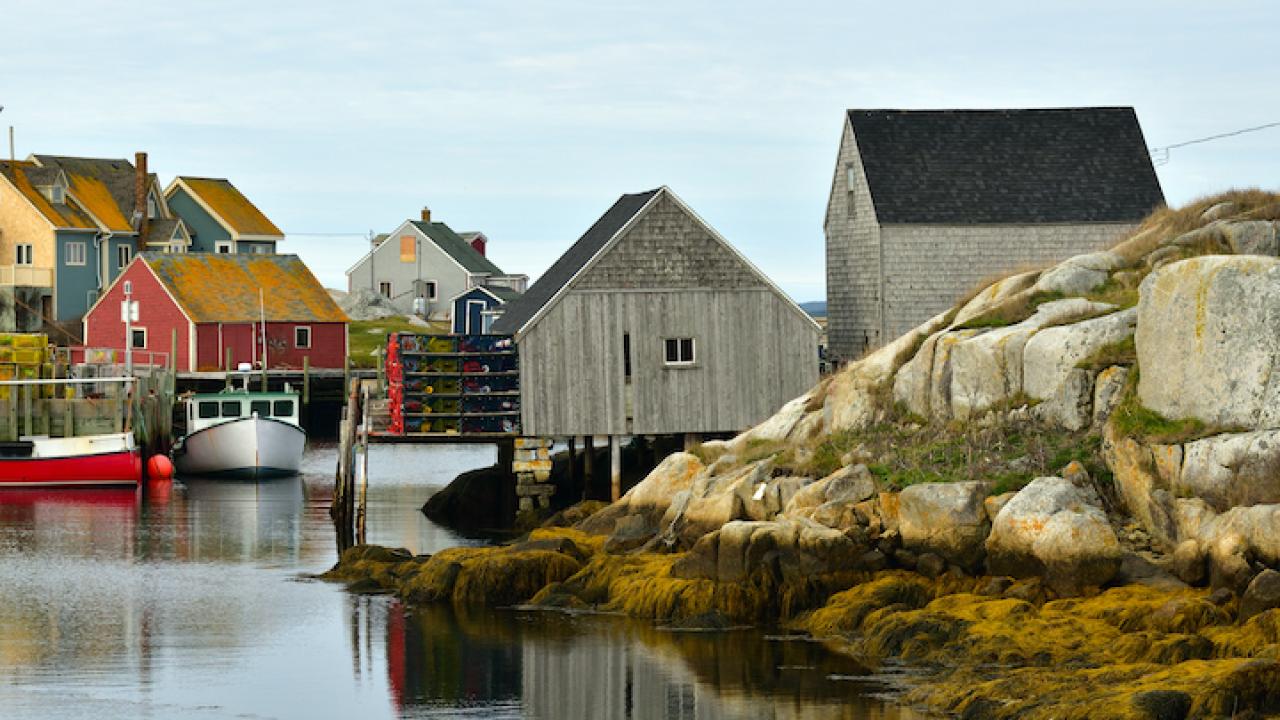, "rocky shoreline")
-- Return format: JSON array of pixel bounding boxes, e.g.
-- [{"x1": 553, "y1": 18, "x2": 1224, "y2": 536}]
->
[{"x1": 327, "y1": 192, "x2": 1280, "y2": 719}]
